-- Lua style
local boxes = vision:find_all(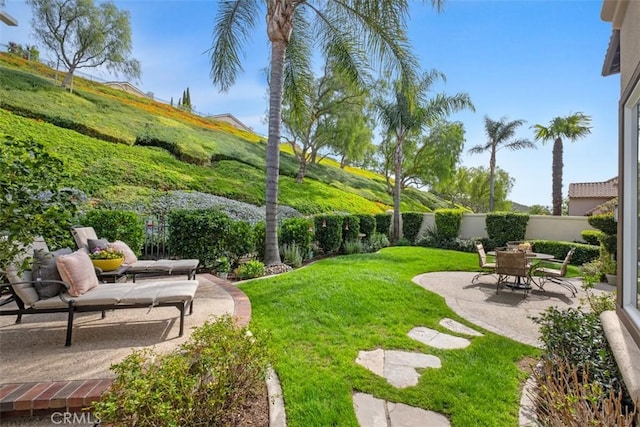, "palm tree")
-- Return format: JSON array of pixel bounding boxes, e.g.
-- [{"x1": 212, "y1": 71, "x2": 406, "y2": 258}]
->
[
  {"x1": 468, "y1": 116, "x2": 535, "y2": 212},
  {"x1": 377, "y1": 71, "x2": 474, "y2": 242},
  {"x1": 533, "y1": 113, "x2": 592, "y2": 216},
  {"x1": 209, "y1": 0, "x2": 443, "y2": 265}
]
